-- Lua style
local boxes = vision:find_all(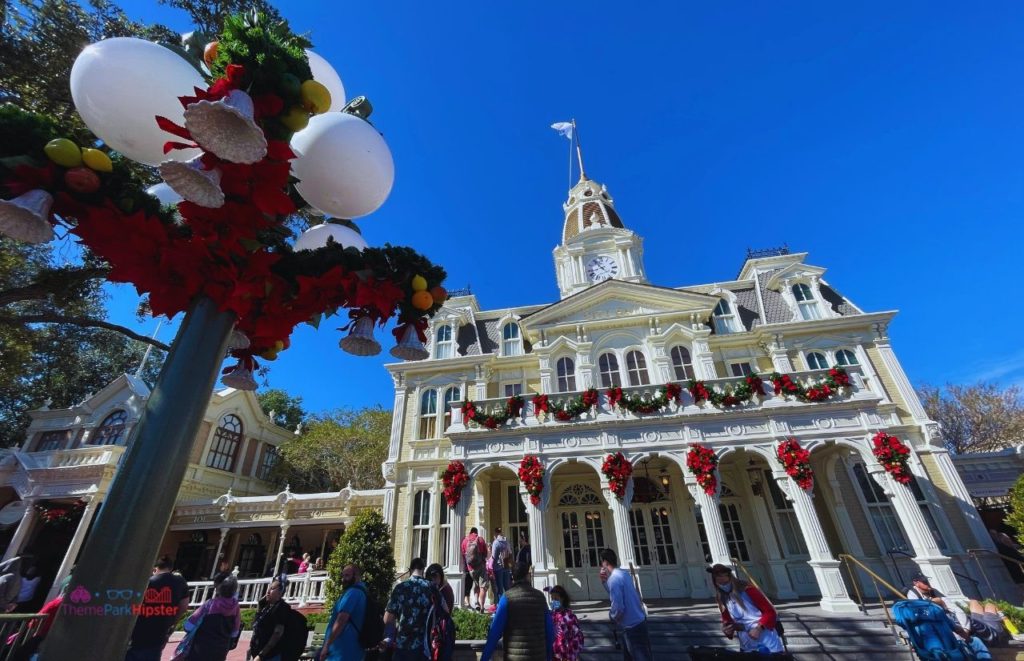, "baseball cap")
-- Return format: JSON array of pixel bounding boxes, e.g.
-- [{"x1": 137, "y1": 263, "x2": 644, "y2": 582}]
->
[{"x1": 707, "y1": 563, "x2": 733, "y2": 576}]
